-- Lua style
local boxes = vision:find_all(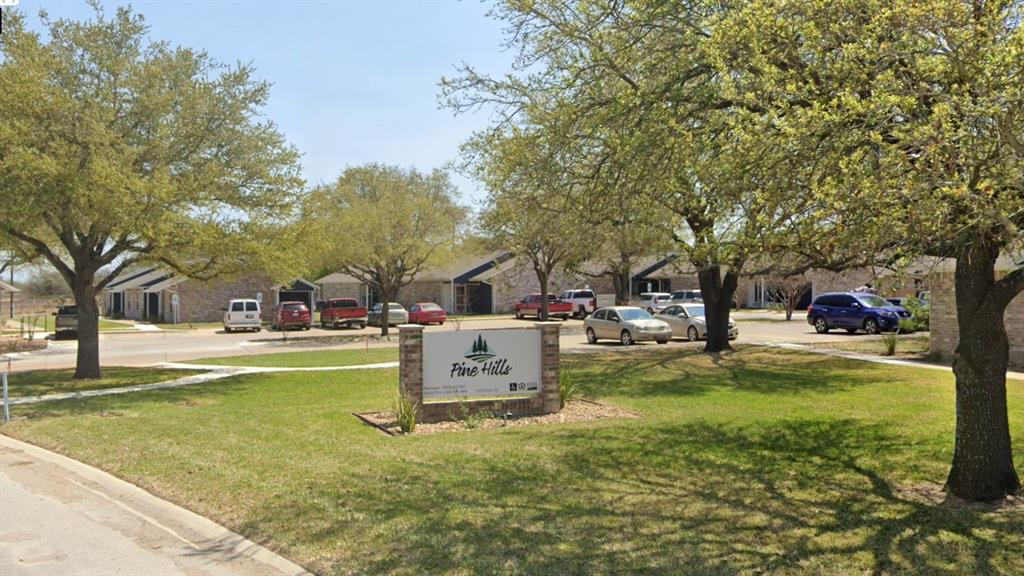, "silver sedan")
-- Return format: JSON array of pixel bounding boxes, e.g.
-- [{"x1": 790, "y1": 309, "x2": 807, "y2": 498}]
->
[
  {"x1": 367, "y1": 302, "x2": 409, "y2": 327},
  {"x1": 583, "y1": 306, "x2": 672, "y2": 346},
  {"x1": 655, "y1": 304, "x2": 738, "y2": 341}
]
